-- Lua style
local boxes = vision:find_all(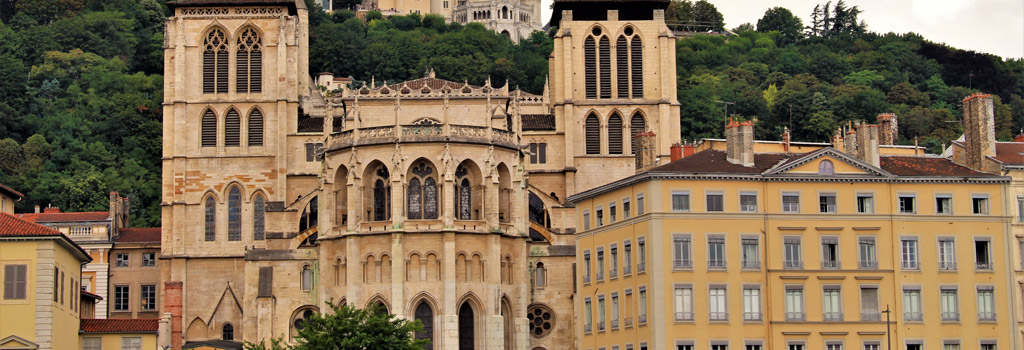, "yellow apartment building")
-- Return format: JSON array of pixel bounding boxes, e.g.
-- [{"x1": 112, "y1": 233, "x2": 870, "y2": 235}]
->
[
  {"x1": 80, "y1": 319, "x2": 159, "y2": 350},
  {"x1": 0, "y1": 212, "x2": 92, "y2": 350},
  {"x1": 570, "y1": 120, "x2": 1016, "y2": 350},
  {"x1": 0, "y1": 184, "x2": 21, "y2": 215}
]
